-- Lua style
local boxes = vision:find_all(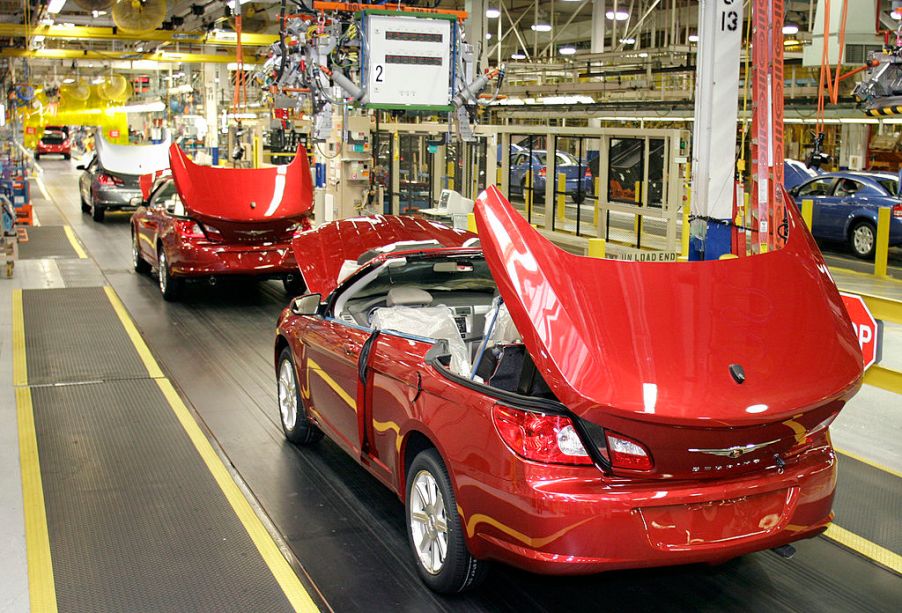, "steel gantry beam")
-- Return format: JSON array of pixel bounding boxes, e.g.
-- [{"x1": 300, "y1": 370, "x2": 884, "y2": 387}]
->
[{"x1": 0, "y1": 24, "x2": 277, "y2": 47}]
